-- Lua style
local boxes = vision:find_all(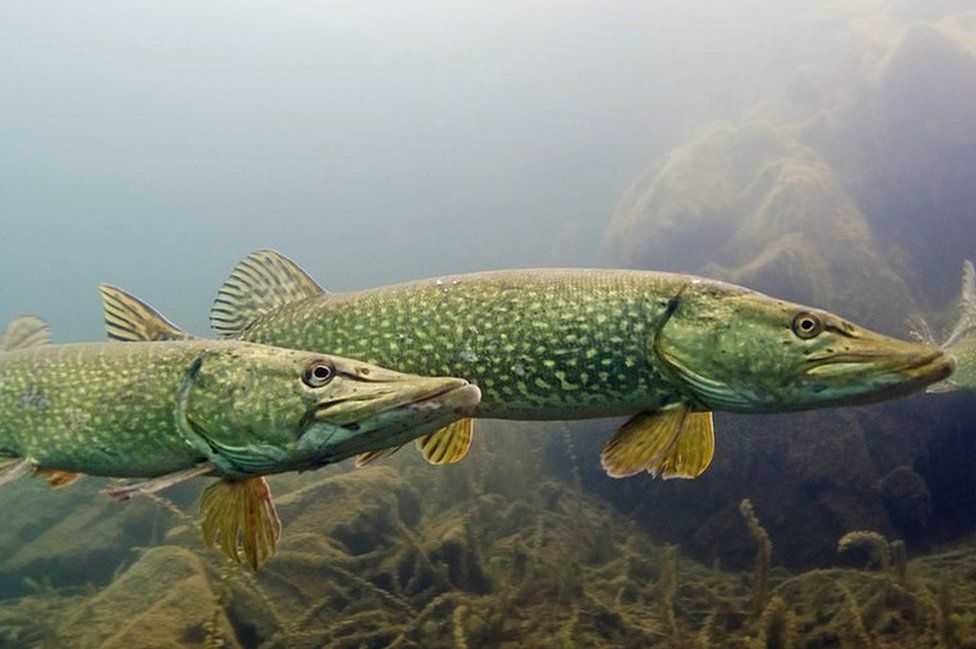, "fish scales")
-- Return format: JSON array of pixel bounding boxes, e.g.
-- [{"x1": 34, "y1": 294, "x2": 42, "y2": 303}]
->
[
  {"x1": 239, "y1": 269, "x2": 698, "y2": 419},
  {"x1": 0, "y1": 342, "x2": 211, "y2": 476}
]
